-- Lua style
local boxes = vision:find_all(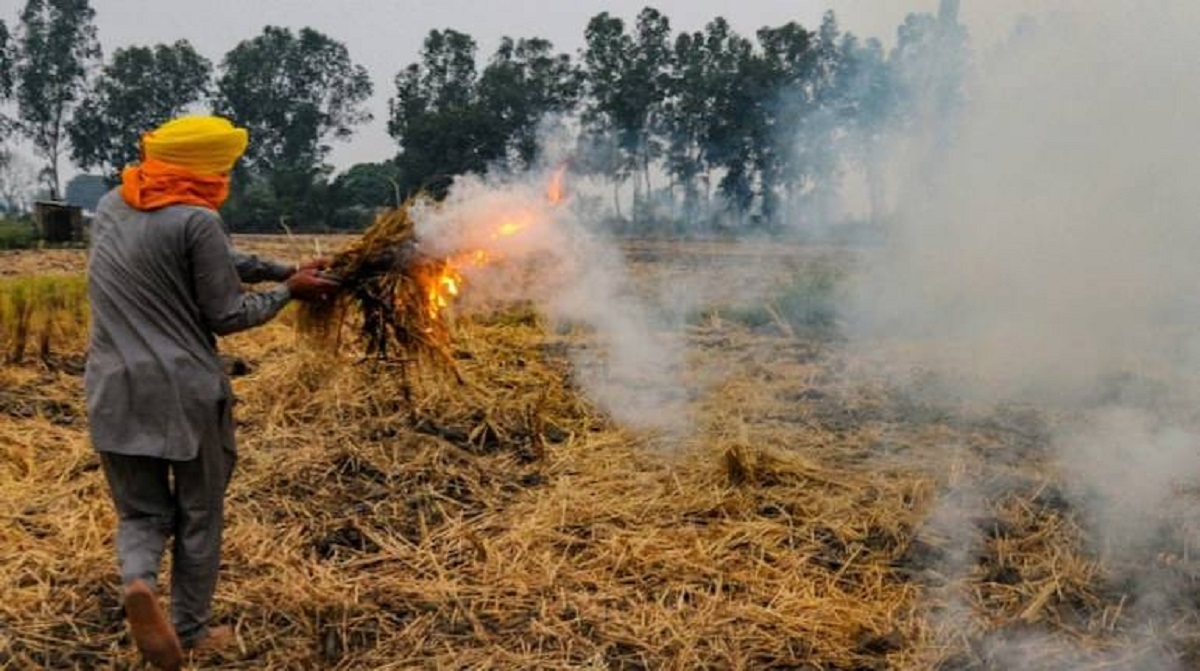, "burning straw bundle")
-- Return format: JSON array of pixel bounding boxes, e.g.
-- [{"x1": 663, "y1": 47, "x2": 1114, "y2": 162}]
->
[{"x1": 298, "y1": 203, "x2": 462, "y2": 381}]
